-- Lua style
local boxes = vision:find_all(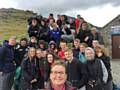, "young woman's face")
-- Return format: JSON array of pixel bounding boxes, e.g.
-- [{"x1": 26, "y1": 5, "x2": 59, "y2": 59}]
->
[
  {"x1": 47, "y1": 54, "x2": 54, "y2": 63},
  {"x1": 96, "y1": 49, "x2": 103, "y2": 57},
  {"x1": 31, "y1": 38, "x2": 37, "y2": 43},
  {"x1": 39, "y1": 44, "x2": 44, "y2": 49},
  {"x1": 36, "y1": 50, "x2": 42, "y2": 58},
  {"x1": 50, "y1": 44, "x2": 55, "y2": 49},
  {"x1": 29, "y1": 48, "x2": 36, "y2": 58}
]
